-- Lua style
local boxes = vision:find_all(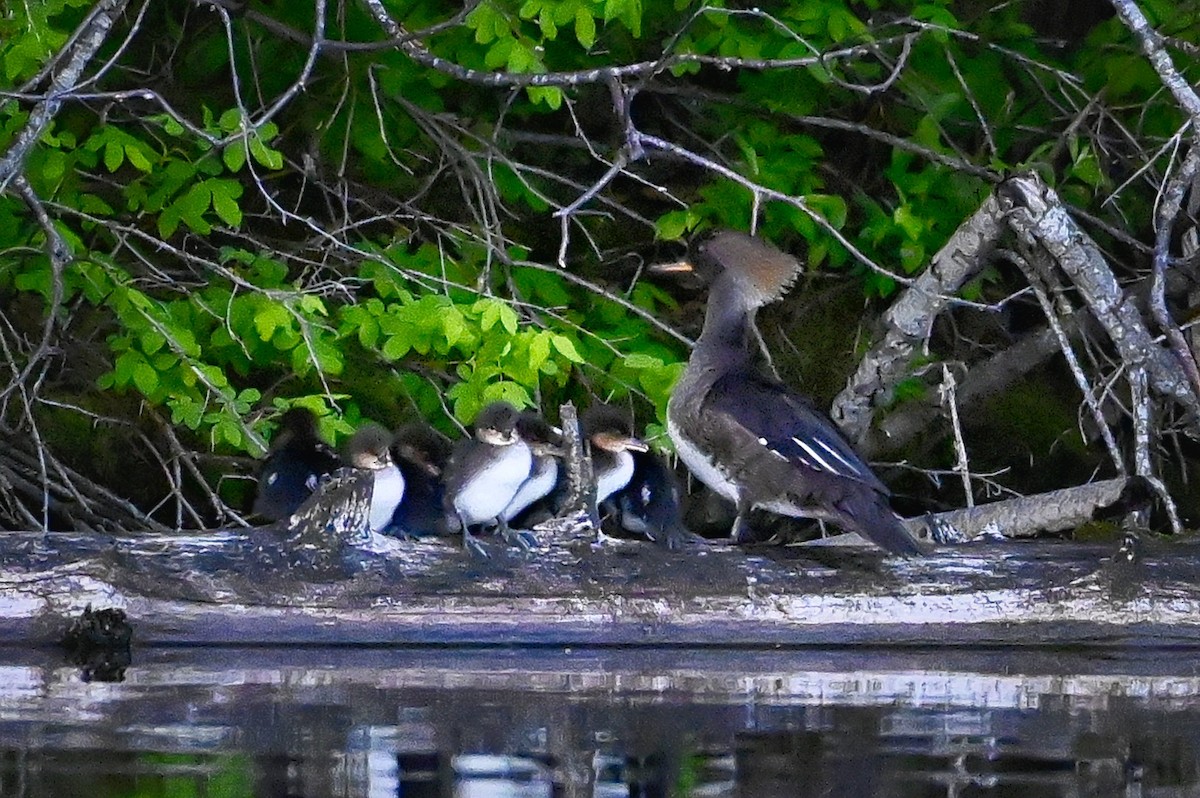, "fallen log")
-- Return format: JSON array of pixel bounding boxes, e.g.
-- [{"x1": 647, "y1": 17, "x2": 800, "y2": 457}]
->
[{"x1": 1, "y1": 505, "x2": 1195, "y2": 648}]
